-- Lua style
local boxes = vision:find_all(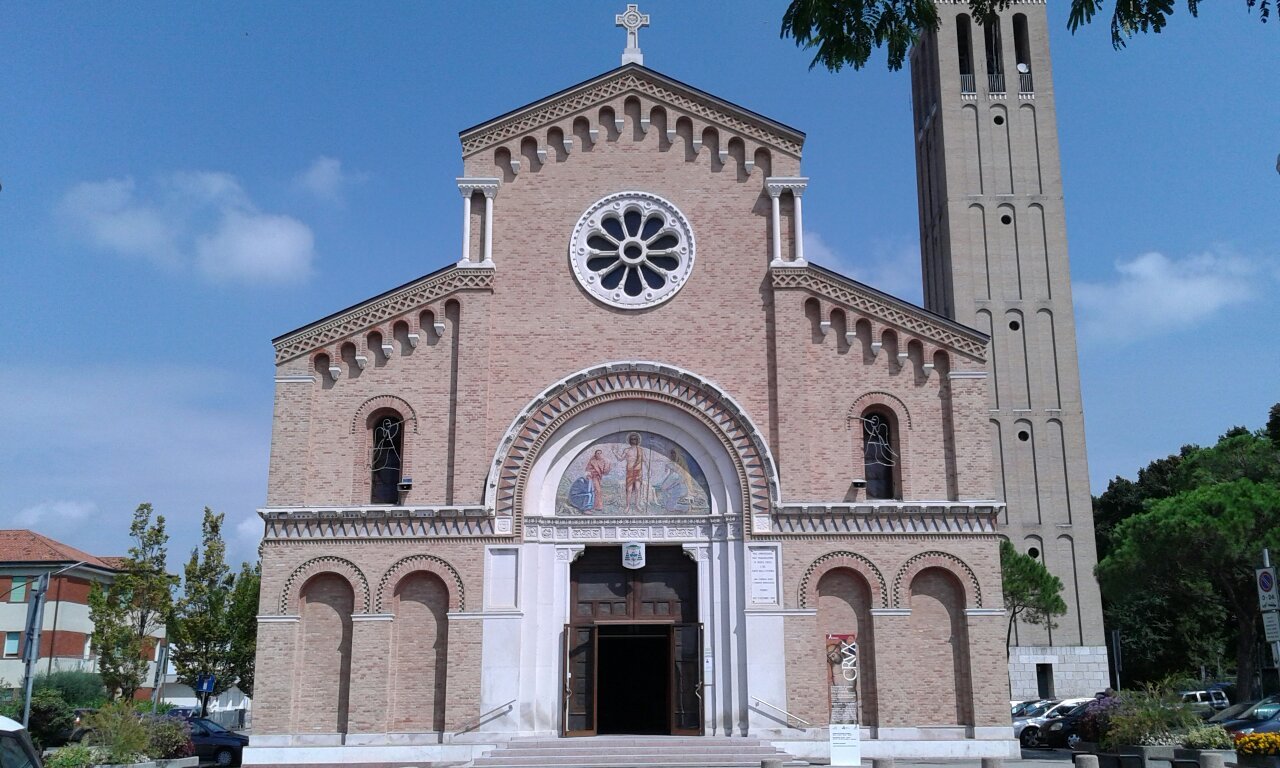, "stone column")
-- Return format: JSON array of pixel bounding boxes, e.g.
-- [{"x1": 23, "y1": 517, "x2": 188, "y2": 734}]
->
[
  {"x1": 454, "y1": 177, "x2": 500, "y2": 267},
  {"x1": 444, "y1": 613, "x2": 485, "y2": 732},
  {"x1": 768, "y1": 185, "x2": 783, "y2": 266},
  {"x1": 765, "y1": 177, "x2": 809, "y2": 266},
  {"x1": 251, "y1": 616, "x2": 300, "y2": 737},
  {"x1": 345, "y1": 614, "x2": 393, "y2": 743},
  {"x1": 965, "y1": 608, "x2": 1014, "y2": 732}
]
